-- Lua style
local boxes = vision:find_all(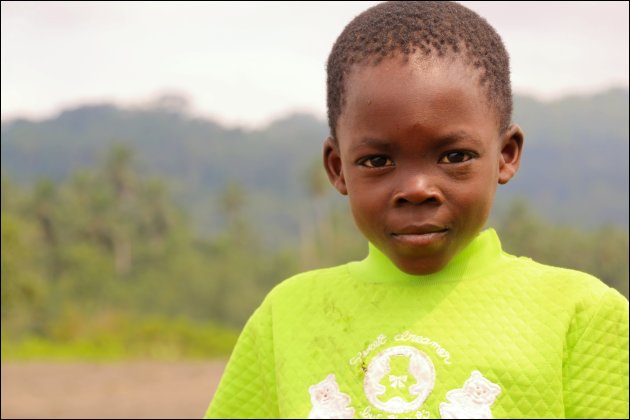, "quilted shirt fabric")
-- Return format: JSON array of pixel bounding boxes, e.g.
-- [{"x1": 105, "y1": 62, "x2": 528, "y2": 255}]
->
[{"x1": 205, "y1": 229, "x2": 629, "y2": 419}]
